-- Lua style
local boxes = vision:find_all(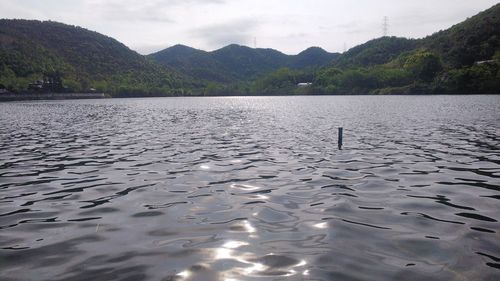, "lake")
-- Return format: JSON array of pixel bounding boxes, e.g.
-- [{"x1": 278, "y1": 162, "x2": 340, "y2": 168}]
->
[{"x1": 0, "y1": 96, "x2": 499, "y2": 281}]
